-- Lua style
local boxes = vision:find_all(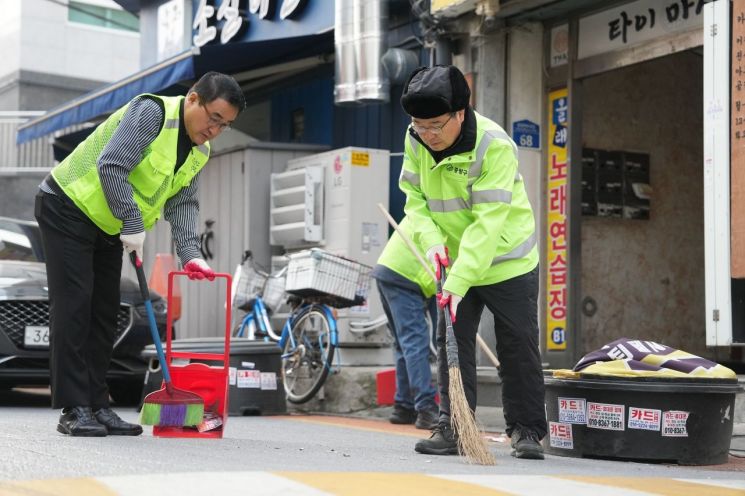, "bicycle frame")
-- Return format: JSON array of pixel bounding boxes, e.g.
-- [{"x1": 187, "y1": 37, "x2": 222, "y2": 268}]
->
[
  {"x1": 236, "y1": 296, "x2": 339, "y2": 361},
  {"x1": 235, "y1": 296, "x2": 279, "y2": 341},
  {"x1": 232, "y1": 247, "x2": 357, "y2": 403},
  {"x1": 278, "y1": 302, "x2": 339, "y2": 353}
]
